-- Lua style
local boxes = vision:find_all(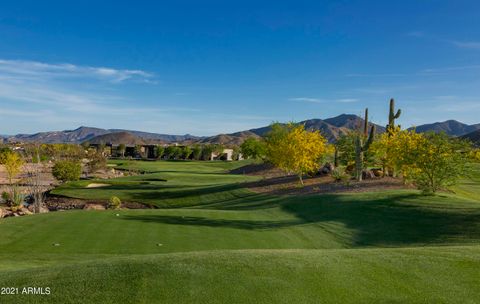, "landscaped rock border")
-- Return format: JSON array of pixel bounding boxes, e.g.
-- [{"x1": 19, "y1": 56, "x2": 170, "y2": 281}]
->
[{"x1": 45, "y1": 195, "x2": 155, "y2": 211}]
